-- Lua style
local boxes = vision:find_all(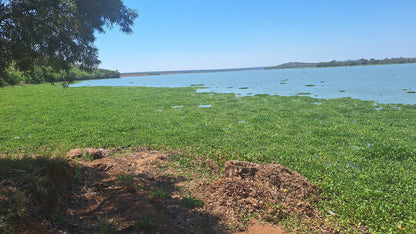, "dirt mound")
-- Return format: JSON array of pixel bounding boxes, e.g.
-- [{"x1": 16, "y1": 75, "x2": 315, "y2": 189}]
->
[
  {"x1": 195, "y1": 160, "x2": 329, "y2": 232},
  {"x1": 55, "y1": 148, "x2": 224, "y2": 233},
  {"x1": 66, "y1": 148, "x2": 110, "y2": 159},
  {"x1": 2, "y1": 148, "x2": 342, "y2": 233}
]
